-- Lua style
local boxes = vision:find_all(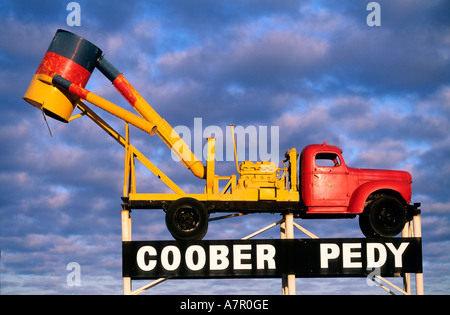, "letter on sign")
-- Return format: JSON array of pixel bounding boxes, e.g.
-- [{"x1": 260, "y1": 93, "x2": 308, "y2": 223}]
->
[{"x1": 320, "y1": 243, "x2": 340, "y2": 268}]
